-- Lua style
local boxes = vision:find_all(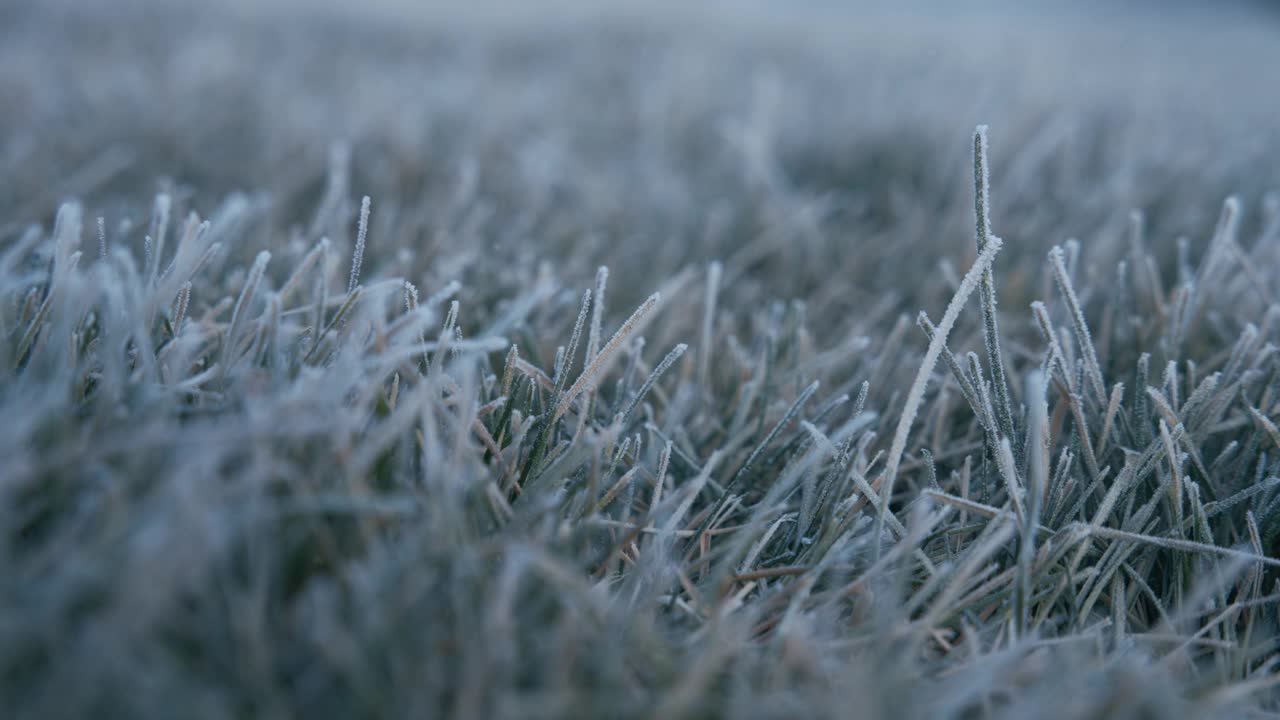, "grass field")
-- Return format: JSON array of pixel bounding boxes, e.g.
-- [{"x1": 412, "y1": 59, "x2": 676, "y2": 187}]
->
[{"x1": 3, "y1": 2, "x2": 1280, "y2": 717}]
